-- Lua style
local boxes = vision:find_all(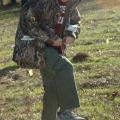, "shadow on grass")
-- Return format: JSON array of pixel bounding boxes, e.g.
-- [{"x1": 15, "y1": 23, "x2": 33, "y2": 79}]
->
[{"x1": 0, "y1": 65, "x2": 19, "y2": 78}]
